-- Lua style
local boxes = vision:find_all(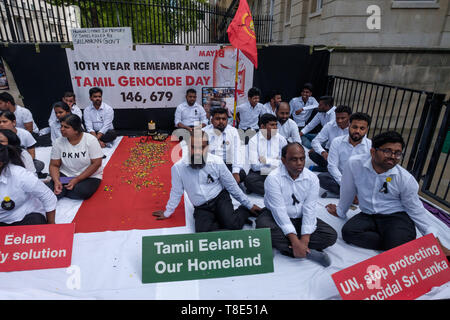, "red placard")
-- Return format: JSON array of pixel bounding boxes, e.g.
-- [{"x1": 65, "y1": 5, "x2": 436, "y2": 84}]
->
[
  {"x1": 0, "y1": 223, "x2": 75, "y2": 272},
  {"x1": 332, "y1": 234, "x2": 450, "y2": 300}
]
